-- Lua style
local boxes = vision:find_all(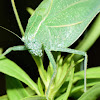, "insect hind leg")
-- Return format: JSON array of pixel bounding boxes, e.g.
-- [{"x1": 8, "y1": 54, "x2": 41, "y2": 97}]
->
[{"x1": 51, "y1": 47, "x2": 87, "y2": 92}]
